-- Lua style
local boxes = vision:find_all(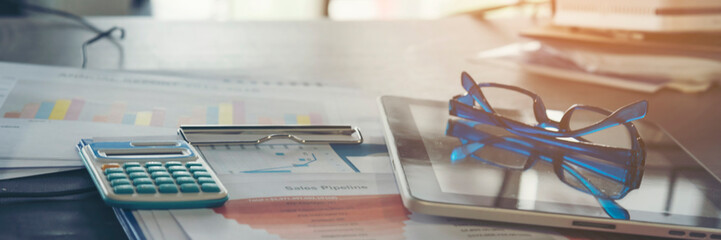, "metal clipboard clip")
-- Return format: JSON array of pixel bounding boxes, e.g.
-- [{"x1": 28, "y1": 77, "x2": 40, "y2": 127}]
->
[{"x1": 178, "y1": 125, "x2": 363, "y2": 145}]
